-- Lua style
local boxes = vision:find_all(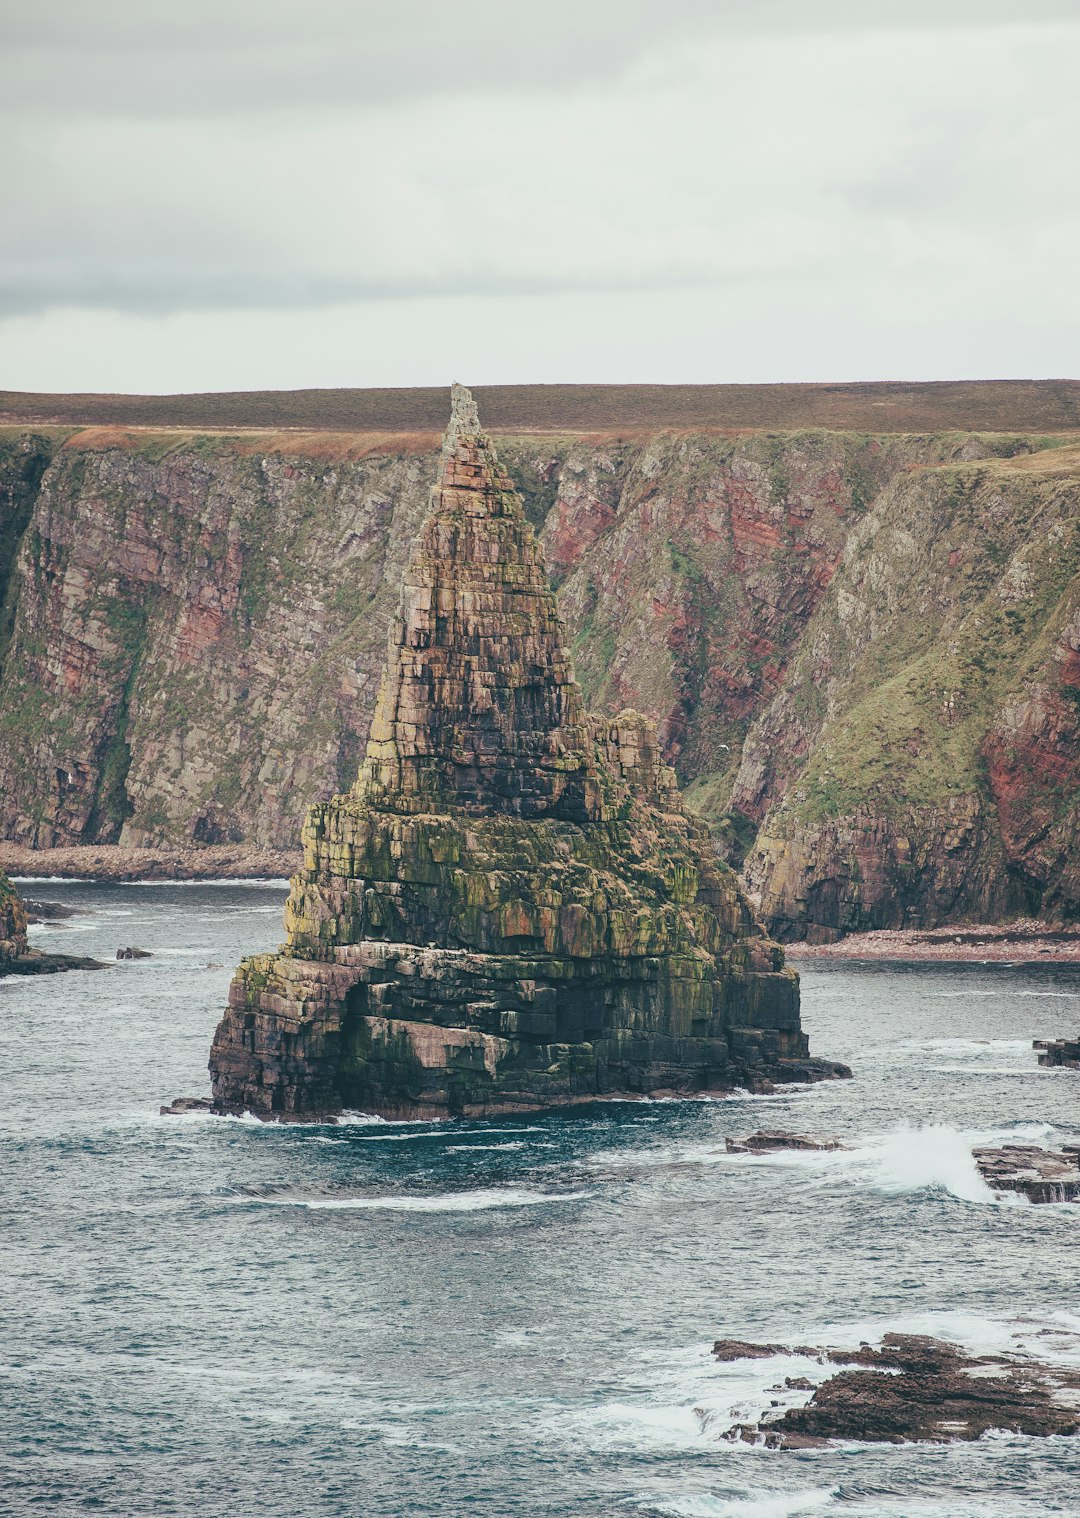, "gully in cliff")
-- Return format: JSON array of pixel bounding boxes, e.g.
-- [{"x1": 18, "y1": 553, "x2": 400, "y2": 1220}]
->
[{"x1": 180, "y1": 386, "x2": 848, "y2": 1121}]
